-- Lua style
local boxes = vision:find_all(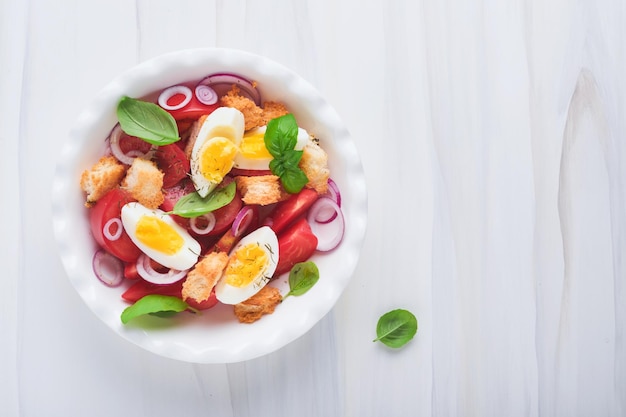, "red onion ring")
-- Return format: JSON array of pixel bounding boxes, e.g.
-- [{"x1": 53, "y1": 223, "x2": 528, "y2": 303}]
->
[
  {"x1": 108, "y1": 124, "x2": 155, "y2": 165},
  {"x1": 103, "y1": 218, "x2": 123, "y2": 241},
  {"x1": 189, "y1": 213, "x2": 216, "y2": 235},
  {"x1": 306, "y1": 197, "x2": 345, "y2": 252},
  {"x1": 197, "y1": 73, "x2": 261, "y2": 105},
  {"x1": 158, "y1": 85, "x2": 193, "y2": 110},
  {"x1": 135, "y1": 254, "x2": 188, "y2": 285},
  {"x1": 194, "y1": 84, "x2": 218, "y2": 105},
  {"x1": 92, "y1": 249, "x2": 124, "y2": 287},
  {"x1": 231, "y1": 206, "x2": 255, "y2": 237},
  {"x1": 326, "y1": 178, "x2": 341, "y2": 207}
]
